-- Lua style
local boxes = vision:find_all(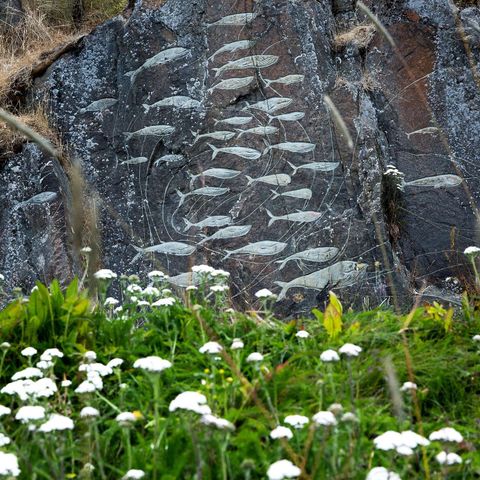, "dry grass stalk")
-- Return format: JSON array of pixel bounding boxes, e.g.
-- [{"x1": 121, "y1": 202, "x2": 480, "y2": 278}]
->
[
  {"x1": 356, "y1": 1, "x2": 396, "y2": 48},
  {"x1": 323, "y1": 95, "x2": 354, "y2": 151},
  {"x1": 0, "y1": 105, "x2": 60, "y2": 158},
  {"x1": 333, "y1": 24, "x2": 376, "y2": 51}
]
